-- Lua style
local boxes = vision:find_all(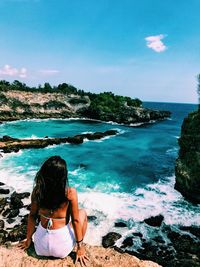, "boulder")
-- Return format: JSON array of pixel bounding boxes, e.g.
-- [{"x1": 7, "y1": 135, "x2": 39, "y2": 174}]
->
[
  {"x1": 121, "y1": 237, "x2": 134, "y2": 248},
  {"x1": 88, "y1": 215, "x2": 97, "y2": 222},
  {"x1": 11, "y1": 191, "x2": 30, "y2": 199},
  {"x1": 114, "y1": 222, "x2": 127, "y2": 228},
  {"x1": 7, "y1": 224, "x2": 27, "y2": 242},
  {"x1": 10, "y1": 195, "x2": 24, "y2": 209},
  {"x1": 0, "y1": 220, "x2": 4, "y2": 229},
  {"x1": 0, "y1": 229, "x2": 8, "y2": 244},
  {"x1": 0, "y1": 188, "x2": 10, "y2": 194},
  {"x1": 7, "y1": 209, "x2": 19, "y2": 218},
  {"x1": 144, "y1": 215, "x2": 164, "y2": 227},
  {"x1": 102, "y1": 232, "x2": 122, "y2": 248}
]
